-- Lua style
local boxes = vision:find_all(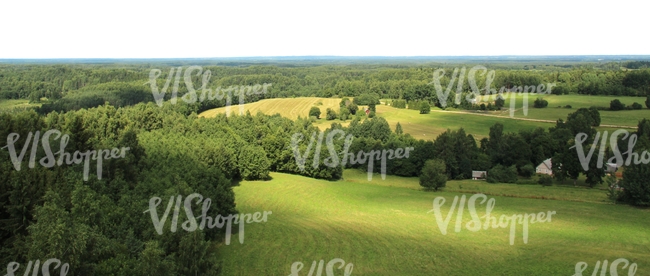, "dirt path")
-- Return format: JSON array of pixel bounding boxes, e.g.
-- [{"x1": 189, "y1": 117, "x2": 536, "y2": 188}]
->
[{"x1": 428, "y1": 109, "x2": 637, "y2": 129}]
